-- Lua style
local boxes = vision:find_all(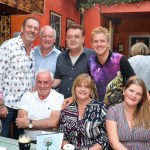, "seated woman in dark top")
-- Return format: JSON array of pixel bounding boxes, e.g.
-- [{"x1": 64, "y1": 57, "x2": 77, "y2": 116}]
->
[
  {"x1": 106, "y1": 77, "x2": 150, "y2": 150},
  {"x1": 59, "y1": 73, "x2": 109, "y2": 150}
]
